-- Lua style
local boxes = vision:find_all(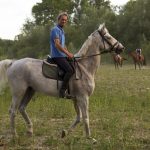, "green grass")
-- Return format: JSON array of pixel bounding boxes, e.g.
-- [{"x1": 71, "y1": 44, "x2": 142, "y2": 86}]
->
[{"x1": 0, "y1": 64, "x2": 150, "y2": 149}]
